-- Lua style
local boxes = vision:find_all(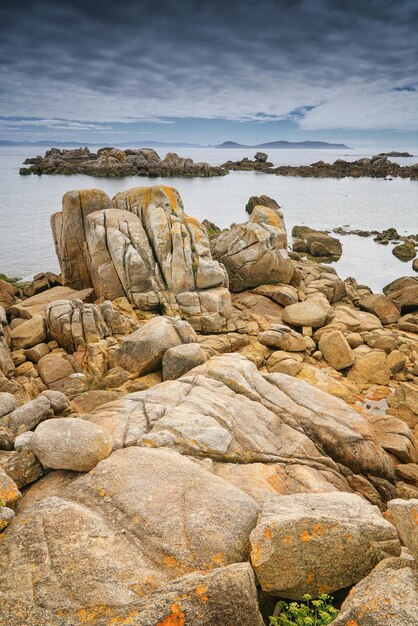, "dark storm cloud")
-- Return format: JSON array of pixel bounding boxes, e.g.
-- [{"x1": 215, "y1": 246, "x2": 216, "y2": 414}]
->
[{"x1": 0, "y1": 0, "x2": 417, "y2": 129}]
